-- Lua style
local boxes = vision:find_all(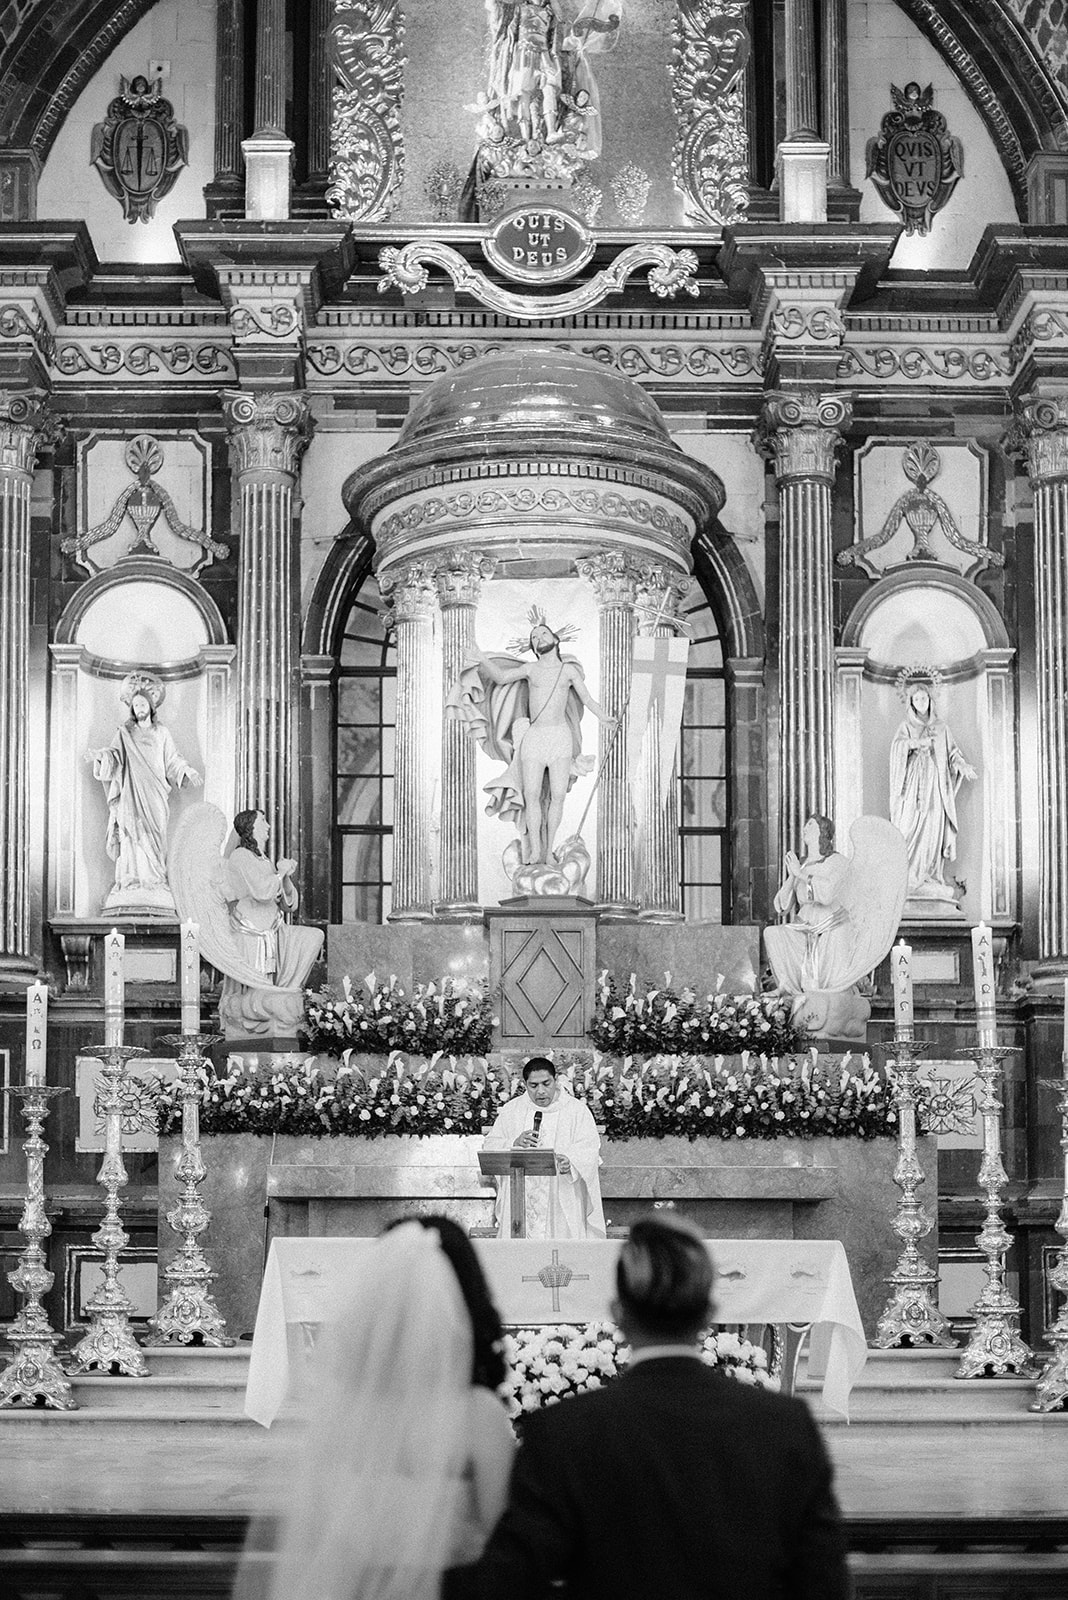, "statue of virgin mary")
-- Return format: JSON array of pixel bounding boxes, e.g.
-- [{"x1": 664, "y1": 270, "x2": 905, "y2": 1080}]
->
[{"x1": 889, "y1": 676, "x2": 977, "y2": 910}]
